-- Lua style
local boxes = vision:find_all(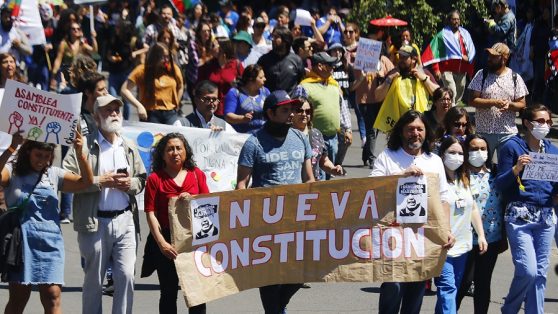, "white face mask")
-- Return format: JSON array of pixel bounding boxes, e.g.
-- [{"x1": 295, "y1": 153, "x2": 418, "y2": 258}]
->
[
  {"x1": 468, "y1": 150, "x2": 488, "y2": 167},
  {"x1": 530, "y1": 121, "x2": 550, "y2": 141},
  {"x1": 444, "y1": 152, "x2": 464, "y2": 171}
]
